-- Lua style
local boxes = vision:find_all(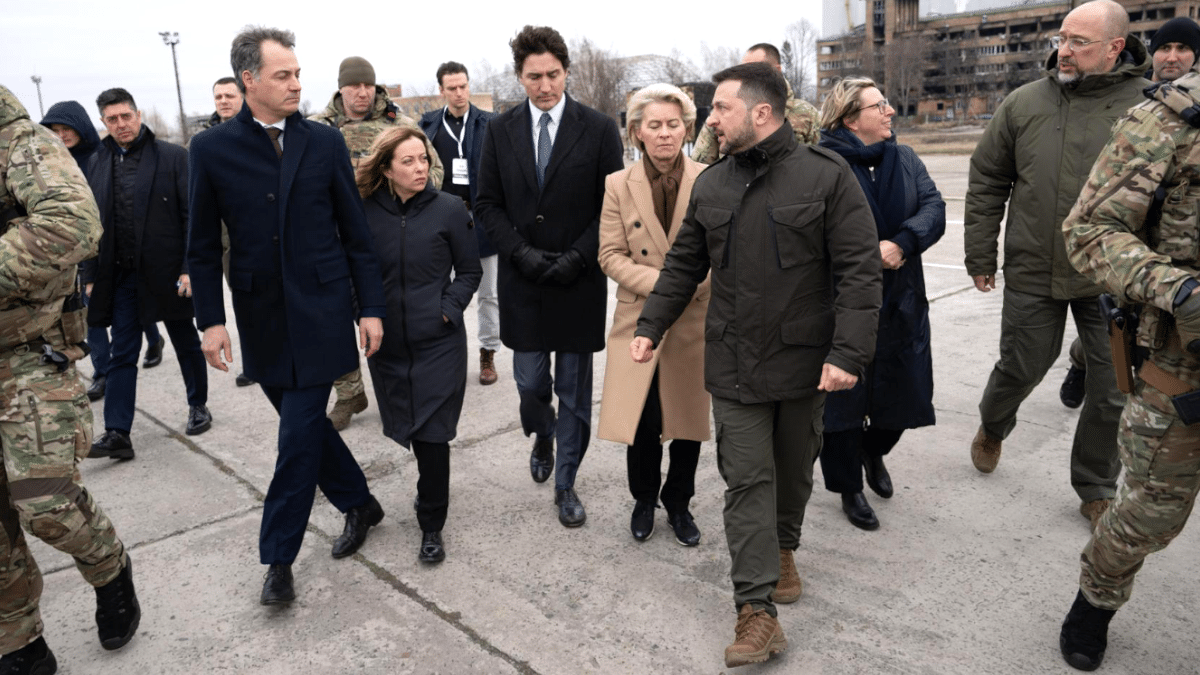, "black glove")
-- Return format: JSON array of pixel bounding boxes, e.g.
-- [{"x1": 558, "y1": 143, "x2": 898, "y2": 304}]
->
[
  {"x1": 1175, "y1": 289, "x2": 1200, "y2": 353},
  {"x1": 537, "y1": 249, "x2": 586, "y2": 286},
  {"x1": 511, "y1": 242, "x2": 559, "y2": 281}
]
